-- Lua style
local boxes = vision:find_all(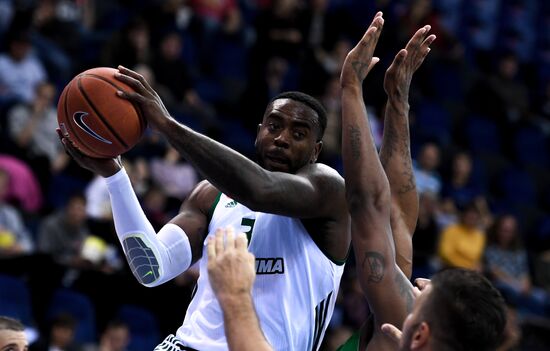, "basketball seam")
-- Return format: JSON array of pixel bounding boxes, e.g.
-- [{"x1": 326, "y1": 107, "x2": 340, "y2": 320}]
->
[
  {"x1": 77, "y1": 76, "x2": 129, "y2": 149},
  {"x1": 63, "y1": 81, "x2": 111, "y2": 158},
  {"x1": 83, "y1": 73, "x2": 146, "y2": 135}
]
